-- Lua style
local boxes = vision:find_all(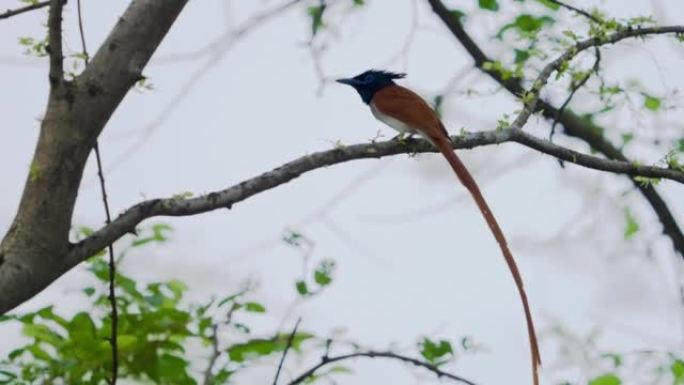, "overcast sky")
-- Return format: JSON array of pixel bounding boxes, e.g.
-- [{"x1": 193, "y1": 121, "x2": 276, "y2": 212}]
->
[{"x1": 1, "y1": 0, "x2": 683, "y2": 384}]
